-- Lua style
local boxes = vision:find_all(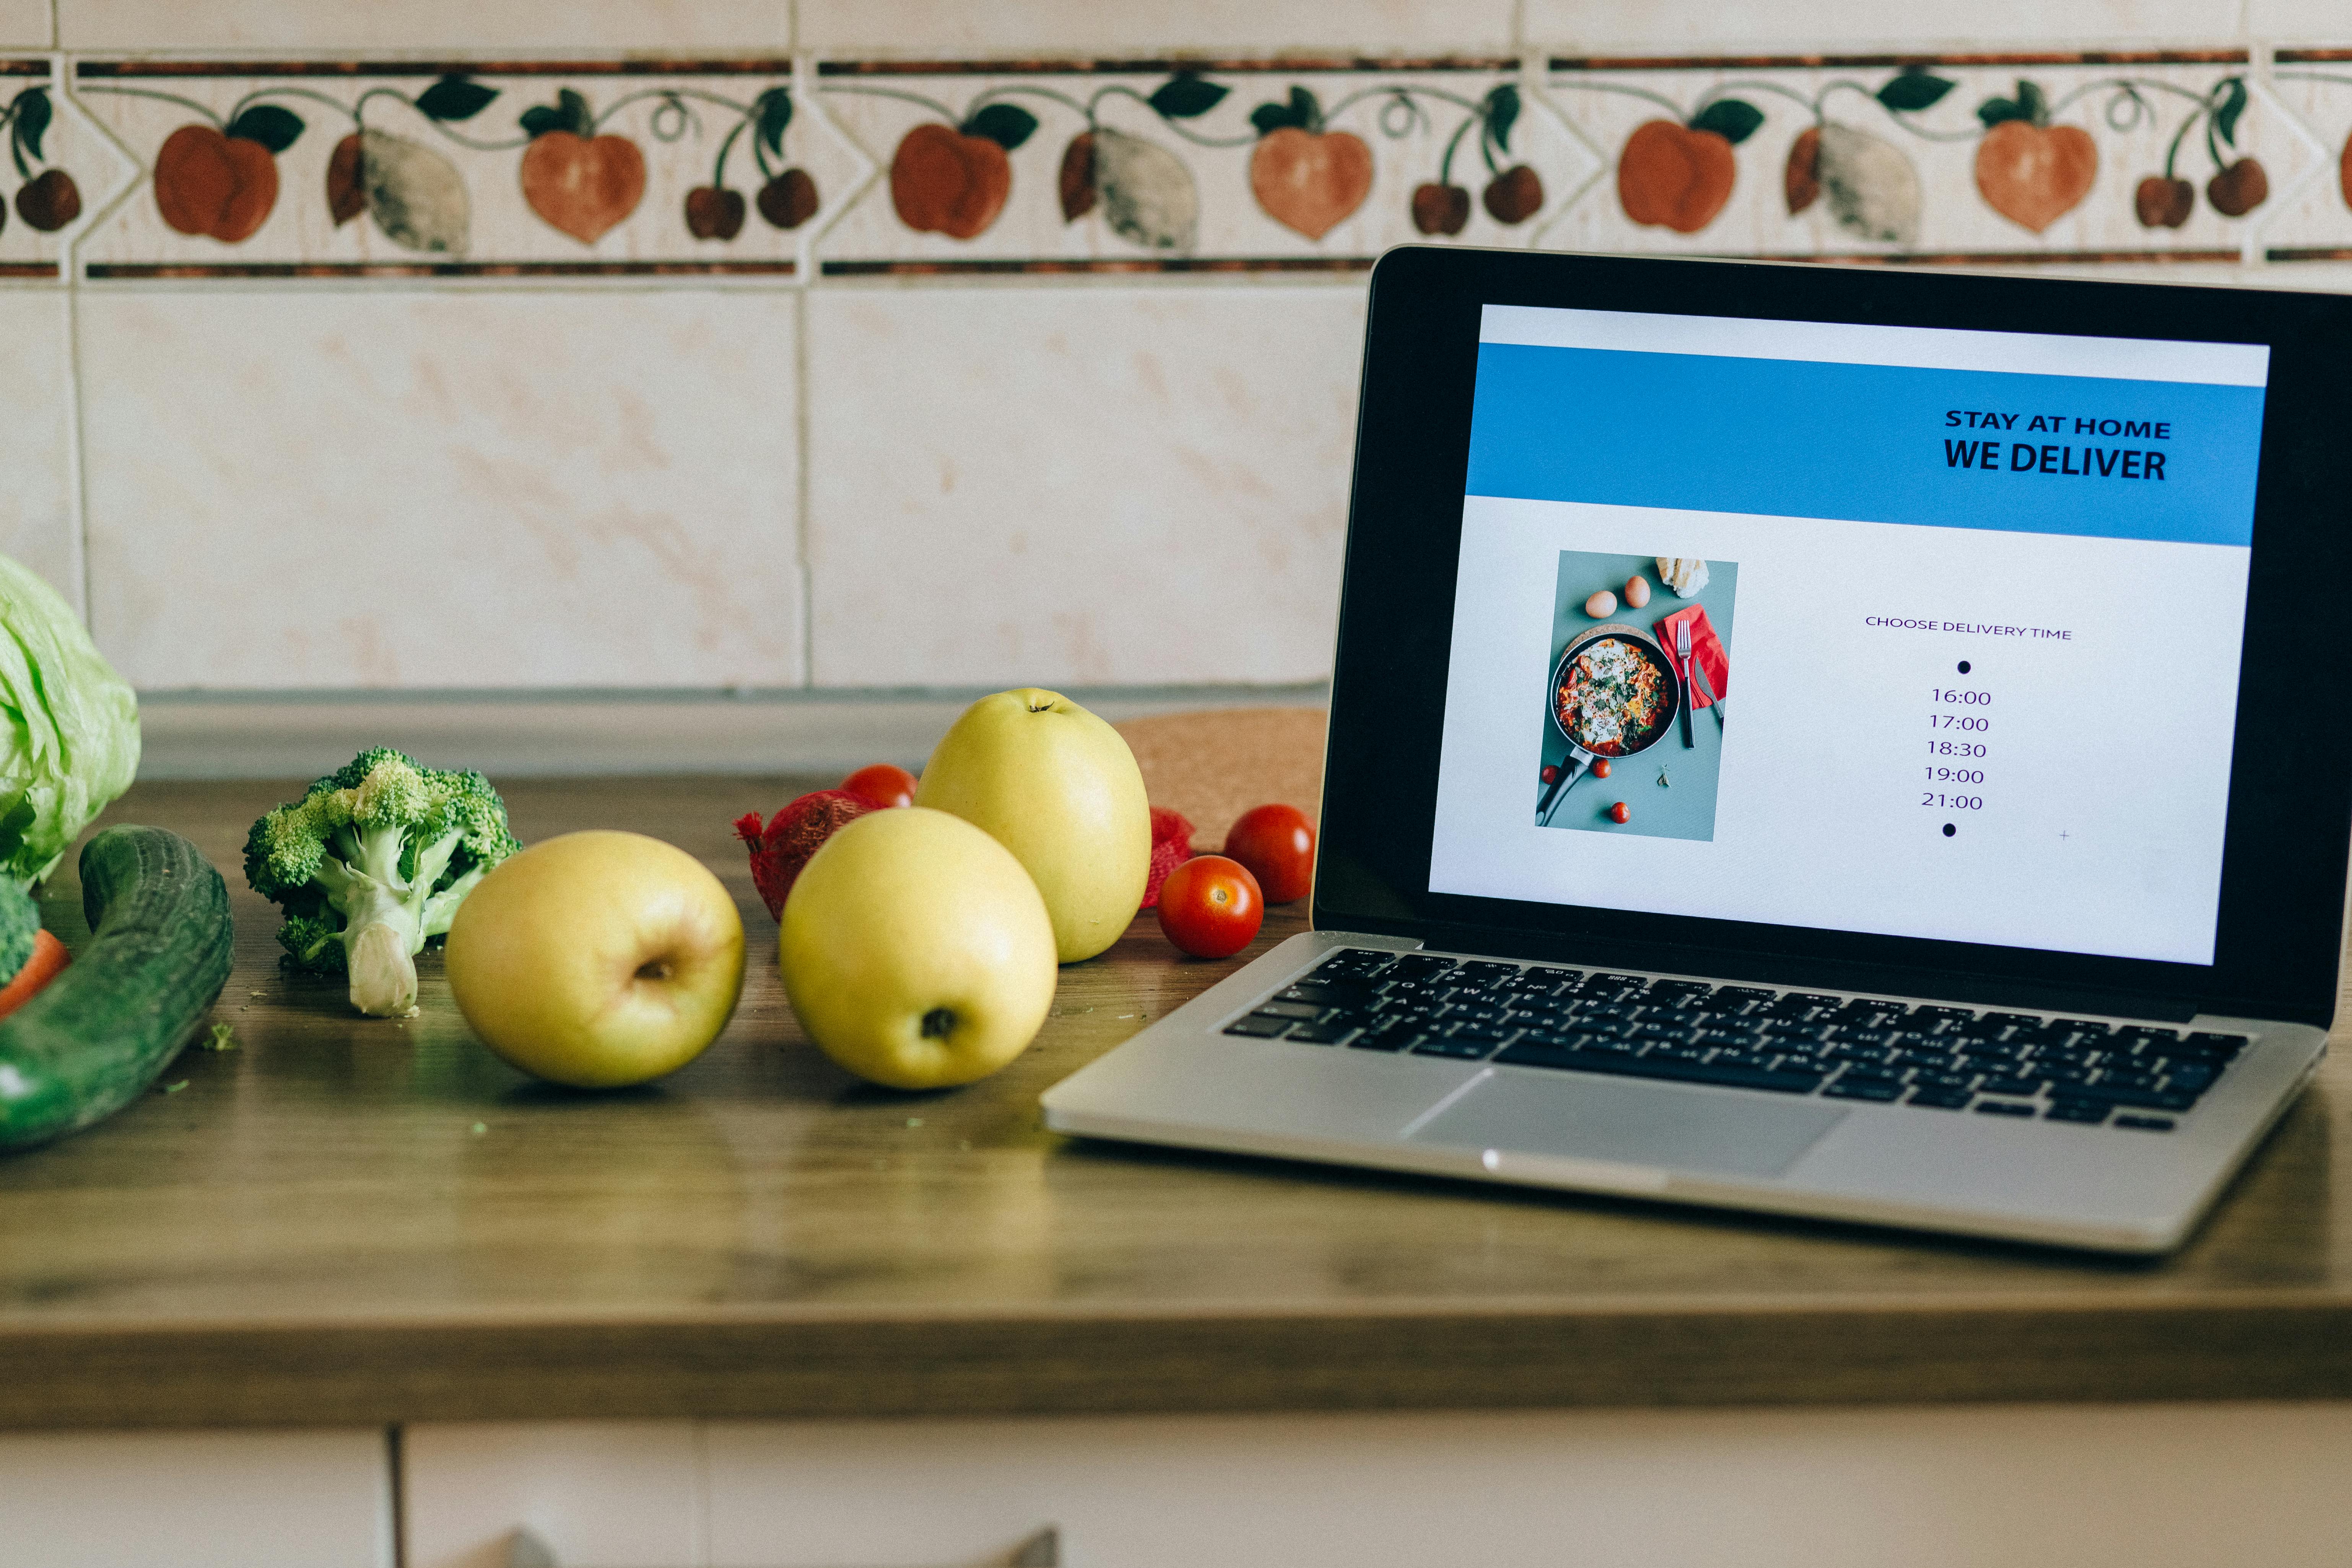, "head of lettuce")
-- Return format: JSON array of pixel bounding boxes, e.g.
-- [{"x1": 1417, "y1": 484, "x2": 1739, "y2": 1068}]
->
[{"x1": 0, "y1": 557, "x2": 137, "y2": 886}]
